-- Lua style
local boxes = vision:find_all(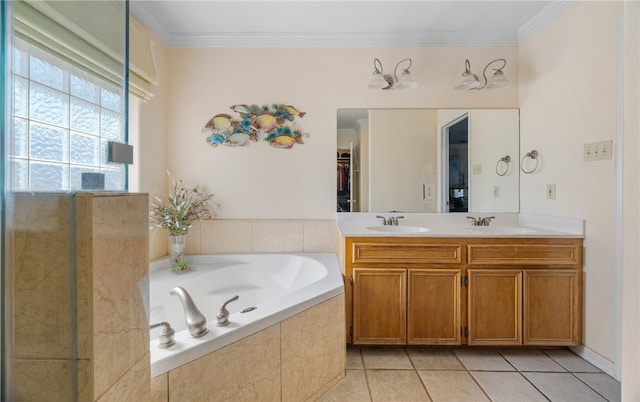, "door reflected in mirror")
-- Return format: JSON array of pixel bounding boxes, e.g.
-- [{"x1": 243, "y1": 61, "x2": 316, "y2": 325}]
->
[{"x1": 337, "y1": 109, "x2": 519, "y2": 214}]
